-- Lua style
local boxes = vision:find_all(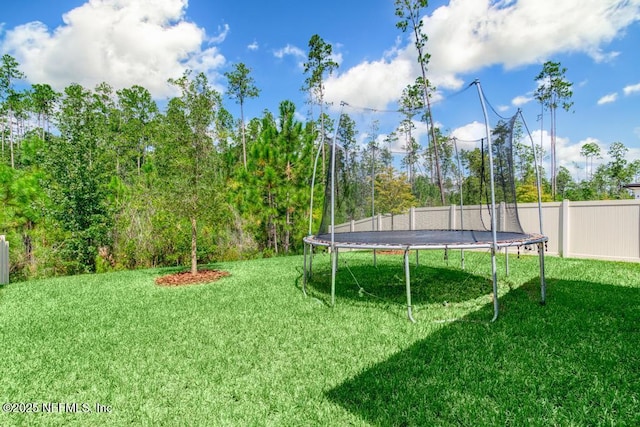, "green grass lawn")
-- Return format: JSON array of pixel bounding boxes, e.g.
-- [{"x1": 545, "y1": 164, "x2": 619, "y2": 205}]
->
[{"x1": 1, "y1": 250, "x2": 639, "y2": 426}]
